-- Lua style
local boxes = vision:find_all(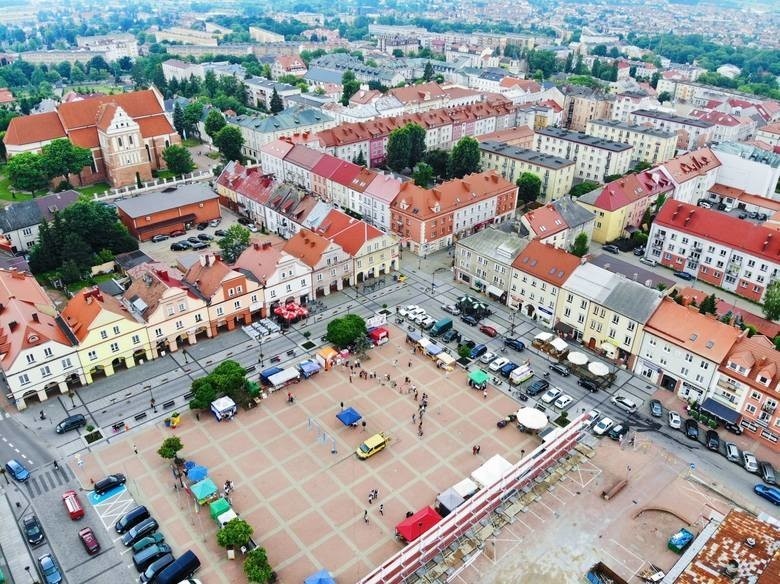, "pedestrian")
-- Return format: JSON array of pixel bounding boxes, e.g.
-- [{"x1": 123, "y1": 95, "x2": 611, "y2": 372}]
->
[
  {"x1": 369, "y1": 491, "x2": 374, "y2": 504},
  {"x1": 418, "y1": 428, "x2": 424, "y2": 438},
  {"x1": 476, "y1": 445, "x2": 481, "y2": 454},
  {"x1": 379, "y1": 503, "x2": 384, "y2": 516},
  {"x1": 408, "y1": 360, "x2": 412, "y2": 368},
  {"x1": 393, "y1": 359, "x2": 398, "y2": 367},
  {"x1": 340, "y1": 401, "x2": 344, "y2": 410},
  {"x1": 414, "y1": 390, "x2": 419, "y2": 401},
  {"x1": 349, "y1": 375, "x2": 353, "y2": 384},
  {"x1": 361, "y1": 420, "x2": 367, "y2": 432},
  {"x1": 133, "y1": 443, "x2": 138, "y2": 455},
  {"x1": 364, "y1": 509, "x2": 369, "y2": 523},
  {"x1": 412, "y1": 413, "x2": 416, "y2": 424},
  {"x1": 483, "y1": 389, "x2": 488, "y2": 399},
  {"x1": 472, "y1": 445, "x2": 477, "y2": 455},
  {"x1": 521, "y1": 449, "x2": 526, "y2": 458}
]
